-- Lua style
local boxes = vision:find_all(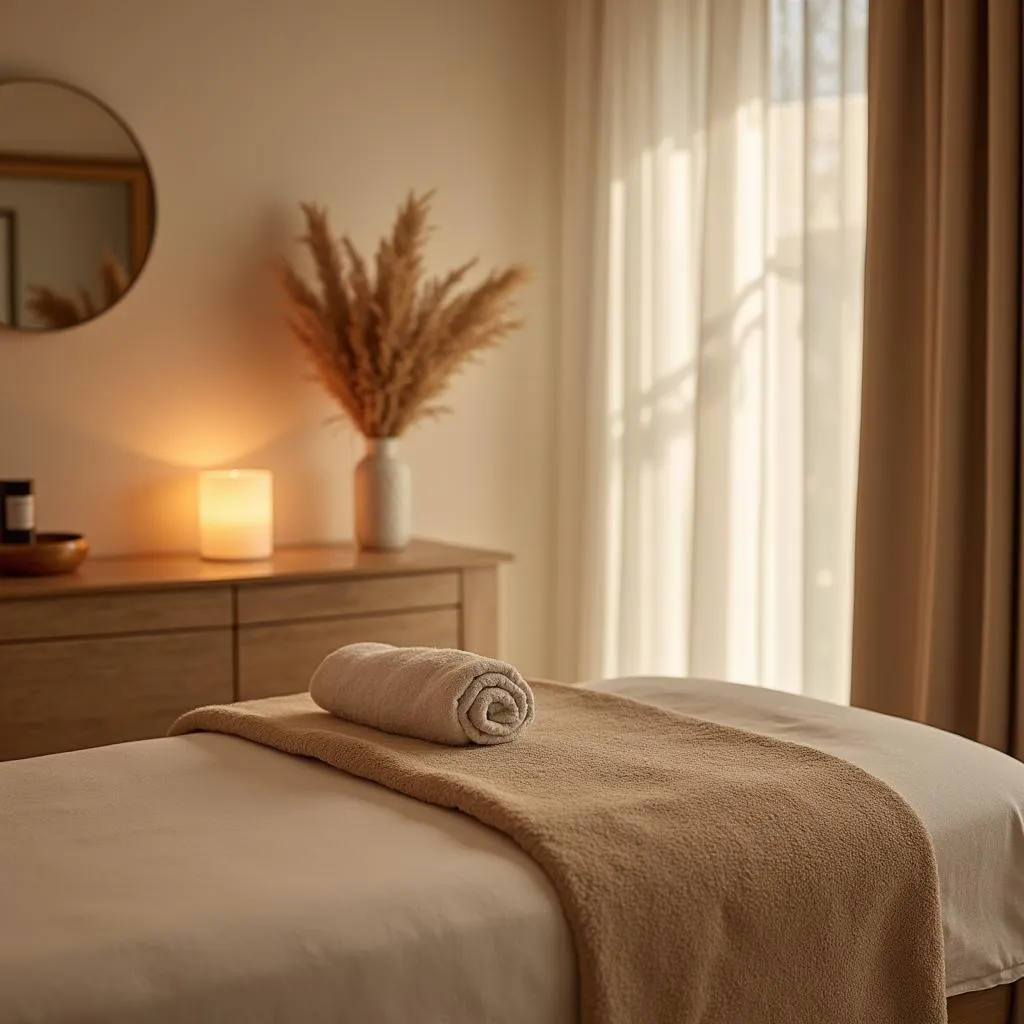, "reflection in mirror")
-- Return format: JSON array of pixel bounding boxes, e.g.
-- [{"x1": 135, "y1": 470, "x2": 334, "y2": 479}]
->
[{"x1": 0, "y1": 79, "x2": 155, "y2": 333}]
